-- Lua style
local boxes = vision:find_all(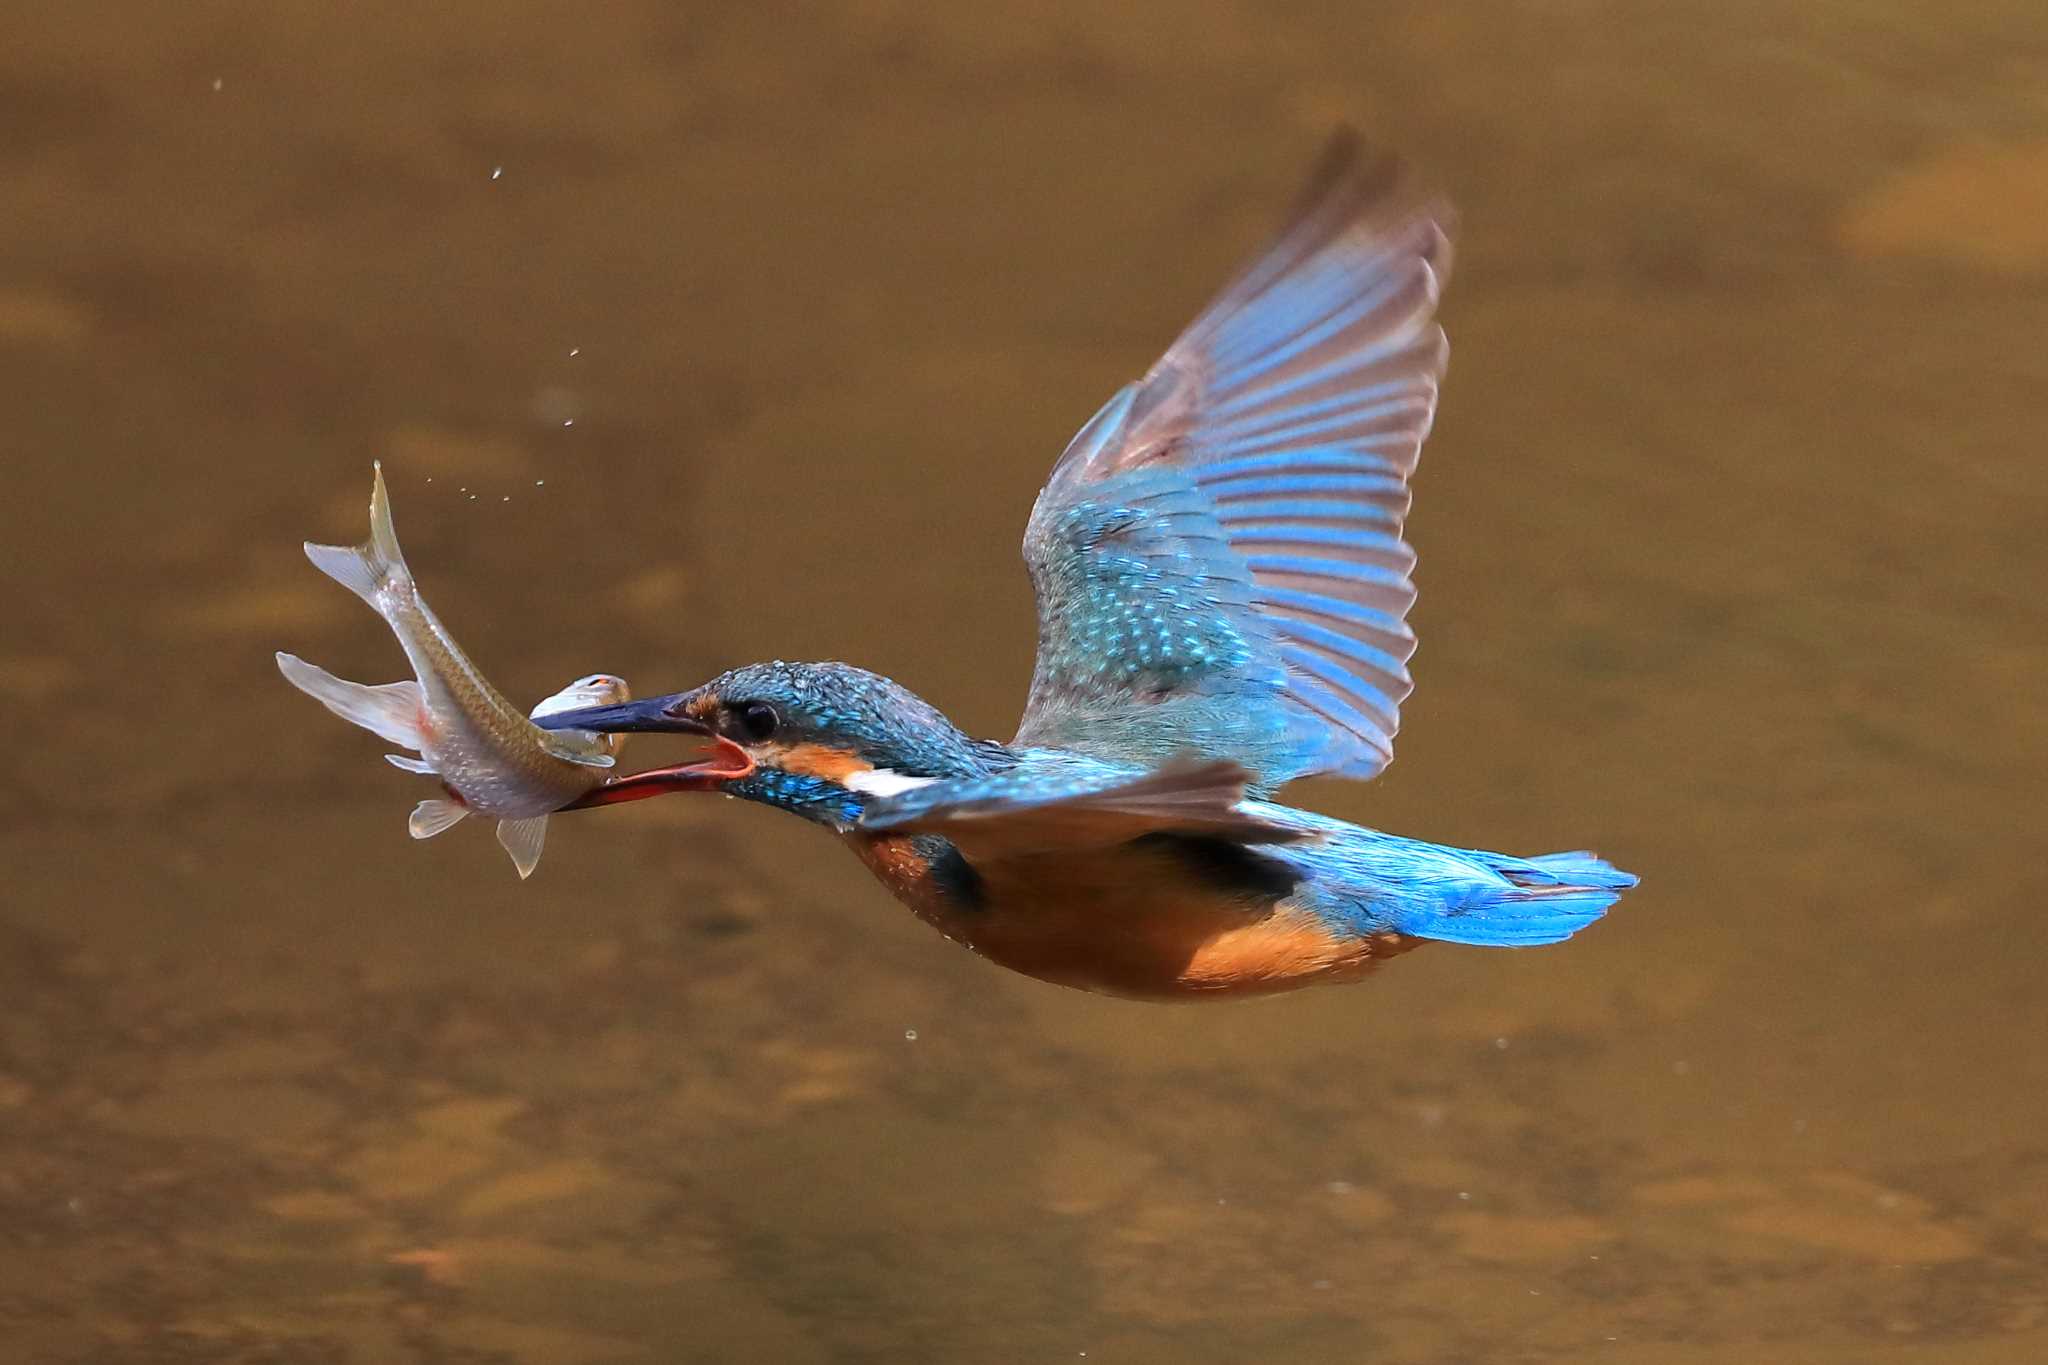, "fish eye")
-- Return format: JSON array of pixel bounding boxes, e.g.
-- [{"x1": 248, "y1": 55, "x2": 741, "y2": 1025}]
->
[{"x1": 735, "y1": 701, "x2": 780, "y2": 742}]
